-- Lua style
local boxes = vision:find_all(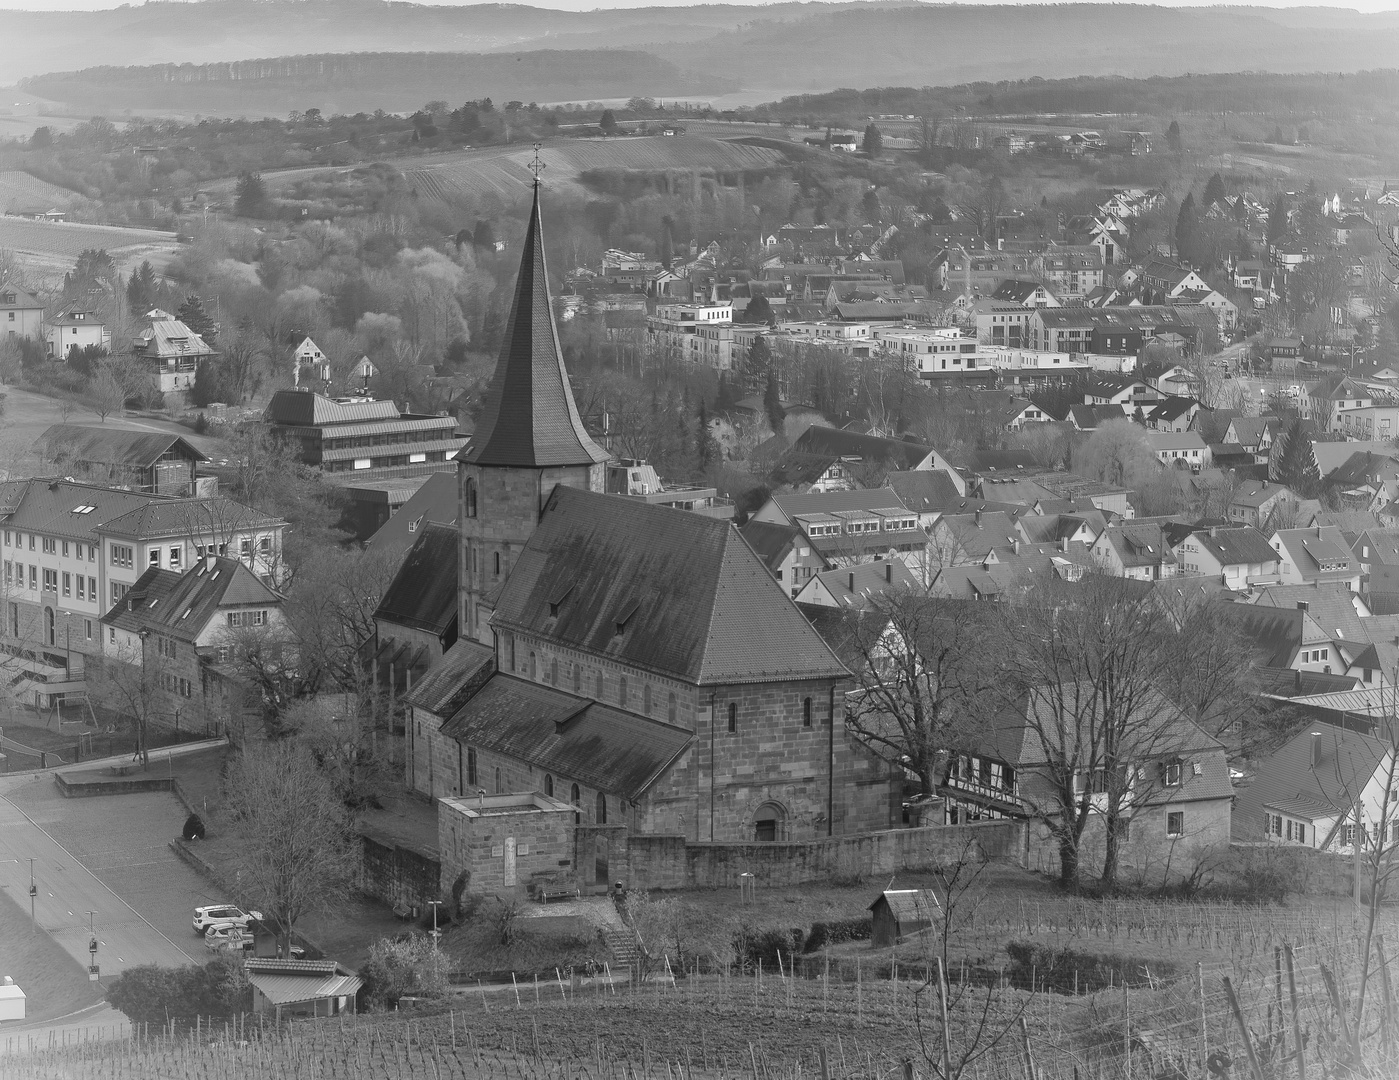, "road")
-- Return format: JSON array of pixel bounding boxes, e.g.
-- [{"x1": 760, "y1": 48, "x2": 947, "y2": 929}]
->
[{"x1": 0, "y1": 781, "x2": 202, "y2": 979}]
